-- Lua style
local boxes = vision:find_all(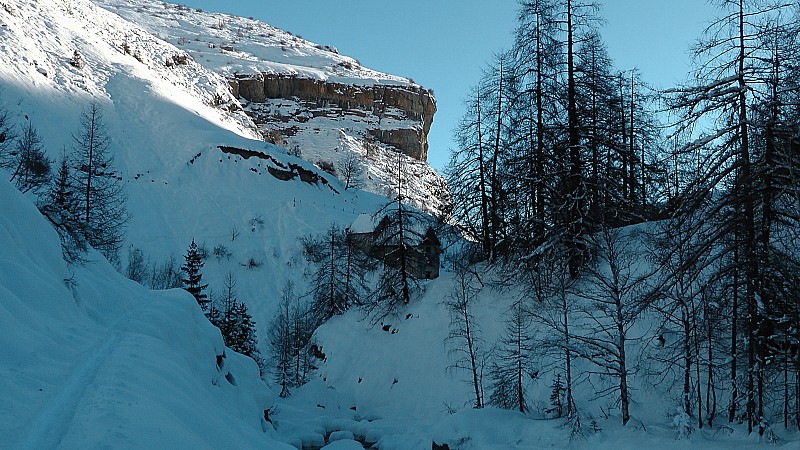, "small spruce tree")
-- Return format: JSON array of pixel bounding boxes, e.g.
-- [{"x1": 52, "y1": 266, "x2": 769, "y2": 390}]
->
[
  {"x1": 228, "y1": 301, "x2": 259, "y2": 358},
  {"x1": 550, "y1": 373, "x2": 564, "y2": 418},
  {"x1": 39, "y1": 153, "x2": 87, "y2": 262},
  {"x1": 211, "y1": 272, "x2": 260, "y2": 359},
  {"x1": 488, "y1": 298, "x2": 534, "y2": 413},
  {"x1": 0, "y1": 93, "x2": 15, "y2": 170},
  {"x1": 181, "y1": 239, "x2": 209, "y2": 310},
  {"x1": 269, "y1": 281, "x2": 296, "y2": 398},
  {"x1": 126, "y1": 246, "x2": 148, "y2": 284}
]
